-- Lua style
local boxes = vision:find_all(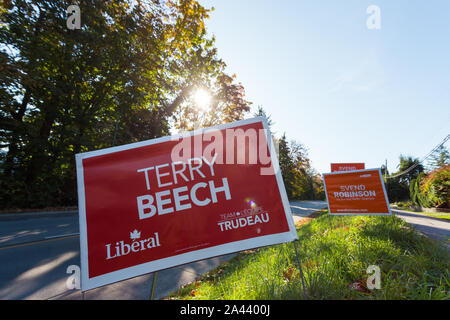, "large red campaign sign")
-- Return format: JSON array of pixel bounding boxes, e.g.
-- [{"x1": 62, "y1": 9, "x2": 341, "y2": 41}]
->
[
  {"x1": 323, "y1": 168, "x2": 391, "y2": 215},
  {"x1": 76, "y1": 117, "x2": 297, "y2": 291}
]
